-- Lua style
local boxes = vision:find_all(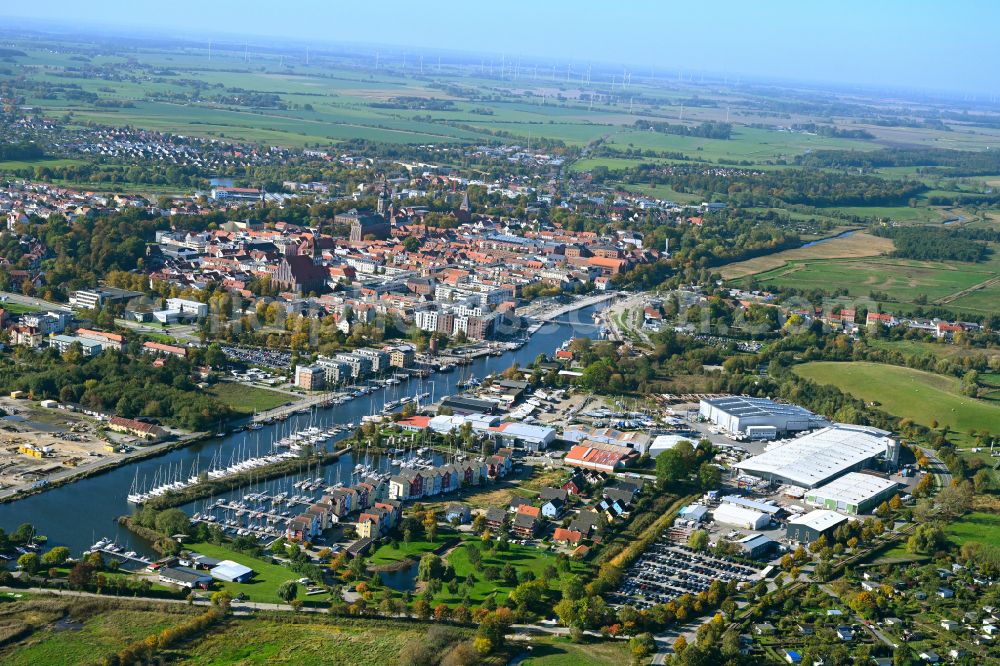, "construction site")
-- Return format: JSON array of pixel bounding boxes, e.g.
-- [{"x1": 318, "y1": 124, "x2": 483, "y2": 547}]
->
[{"x1": 0, "y1": 396, "x2": 122, "y2": 494}]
